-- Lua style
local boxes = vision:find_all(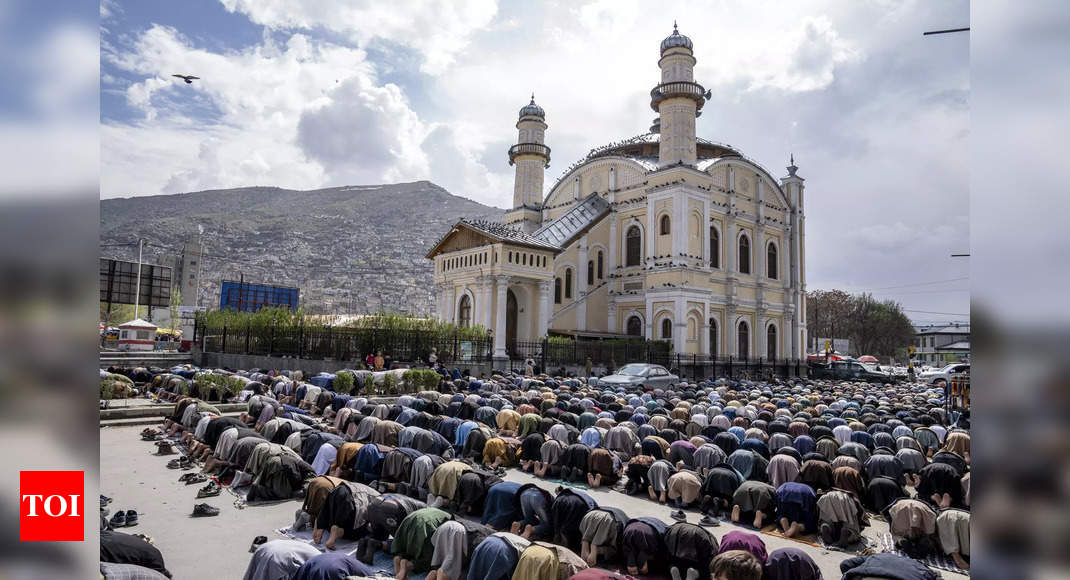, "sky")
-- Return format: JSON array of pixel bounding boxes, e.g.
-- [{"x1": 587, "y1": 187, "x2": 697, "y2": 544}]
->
[{"x1": 99, "y1": 0, "x2": 970, "y2": 324}]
